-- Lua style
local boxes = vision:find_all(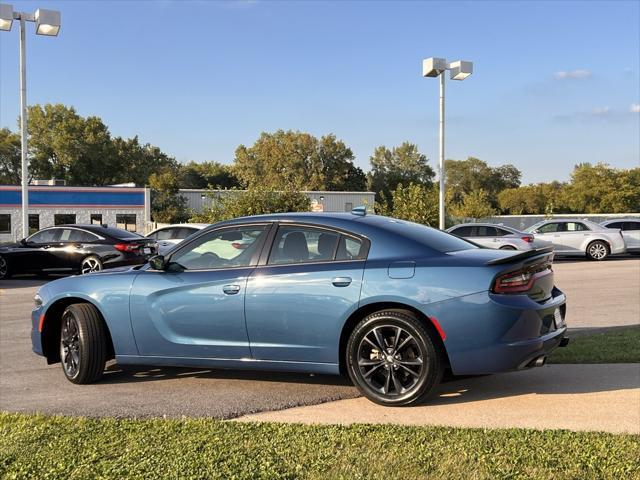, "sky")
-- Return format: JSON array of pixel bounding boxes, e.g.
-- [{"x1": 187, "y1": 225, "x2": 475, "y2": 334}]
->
[{"x1": 0, "y1": 0, "x2": 639, "y2": 184}]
